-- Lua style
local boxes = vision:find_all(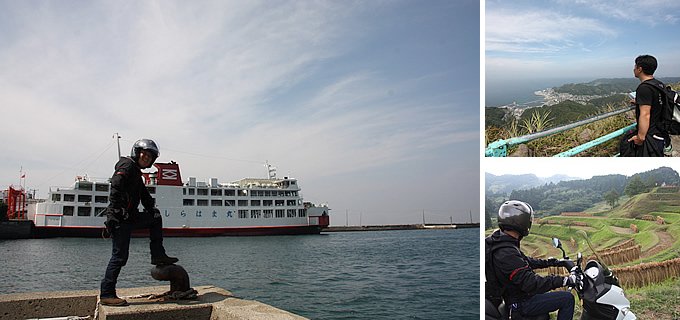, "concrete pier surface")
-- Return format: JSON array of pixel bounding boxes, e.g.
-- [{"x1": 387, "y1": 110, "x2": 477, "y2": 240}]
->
[{"x1": 0, "y1": 285, "x2": 306, "y2": 320}]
